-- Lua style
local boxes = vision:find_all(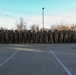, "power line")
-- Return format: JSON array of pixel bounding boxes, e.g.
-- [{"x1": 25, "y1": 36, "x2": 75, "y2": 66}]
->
[
  {"x1": 0, "y1": 13, "x2": 43, "y2": 23},
  {"x1": 0, "y1": 12, "x2": 76, "y2": 25},
  {"x1": 0, "y1": 13, "x2": 52, "y2": 25},
  {"x1": 1, "y1": 8, "x2": 41, "y2": 14},
  {"x1": 1, "y1": 8, "x2": 76, "y2": 18},
  {"x1": 0, "y1": 13, "x2": 19, "y2": 18},
  {"x1": 0, "y1": 12, "x2": 75, "y2": 23}
]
